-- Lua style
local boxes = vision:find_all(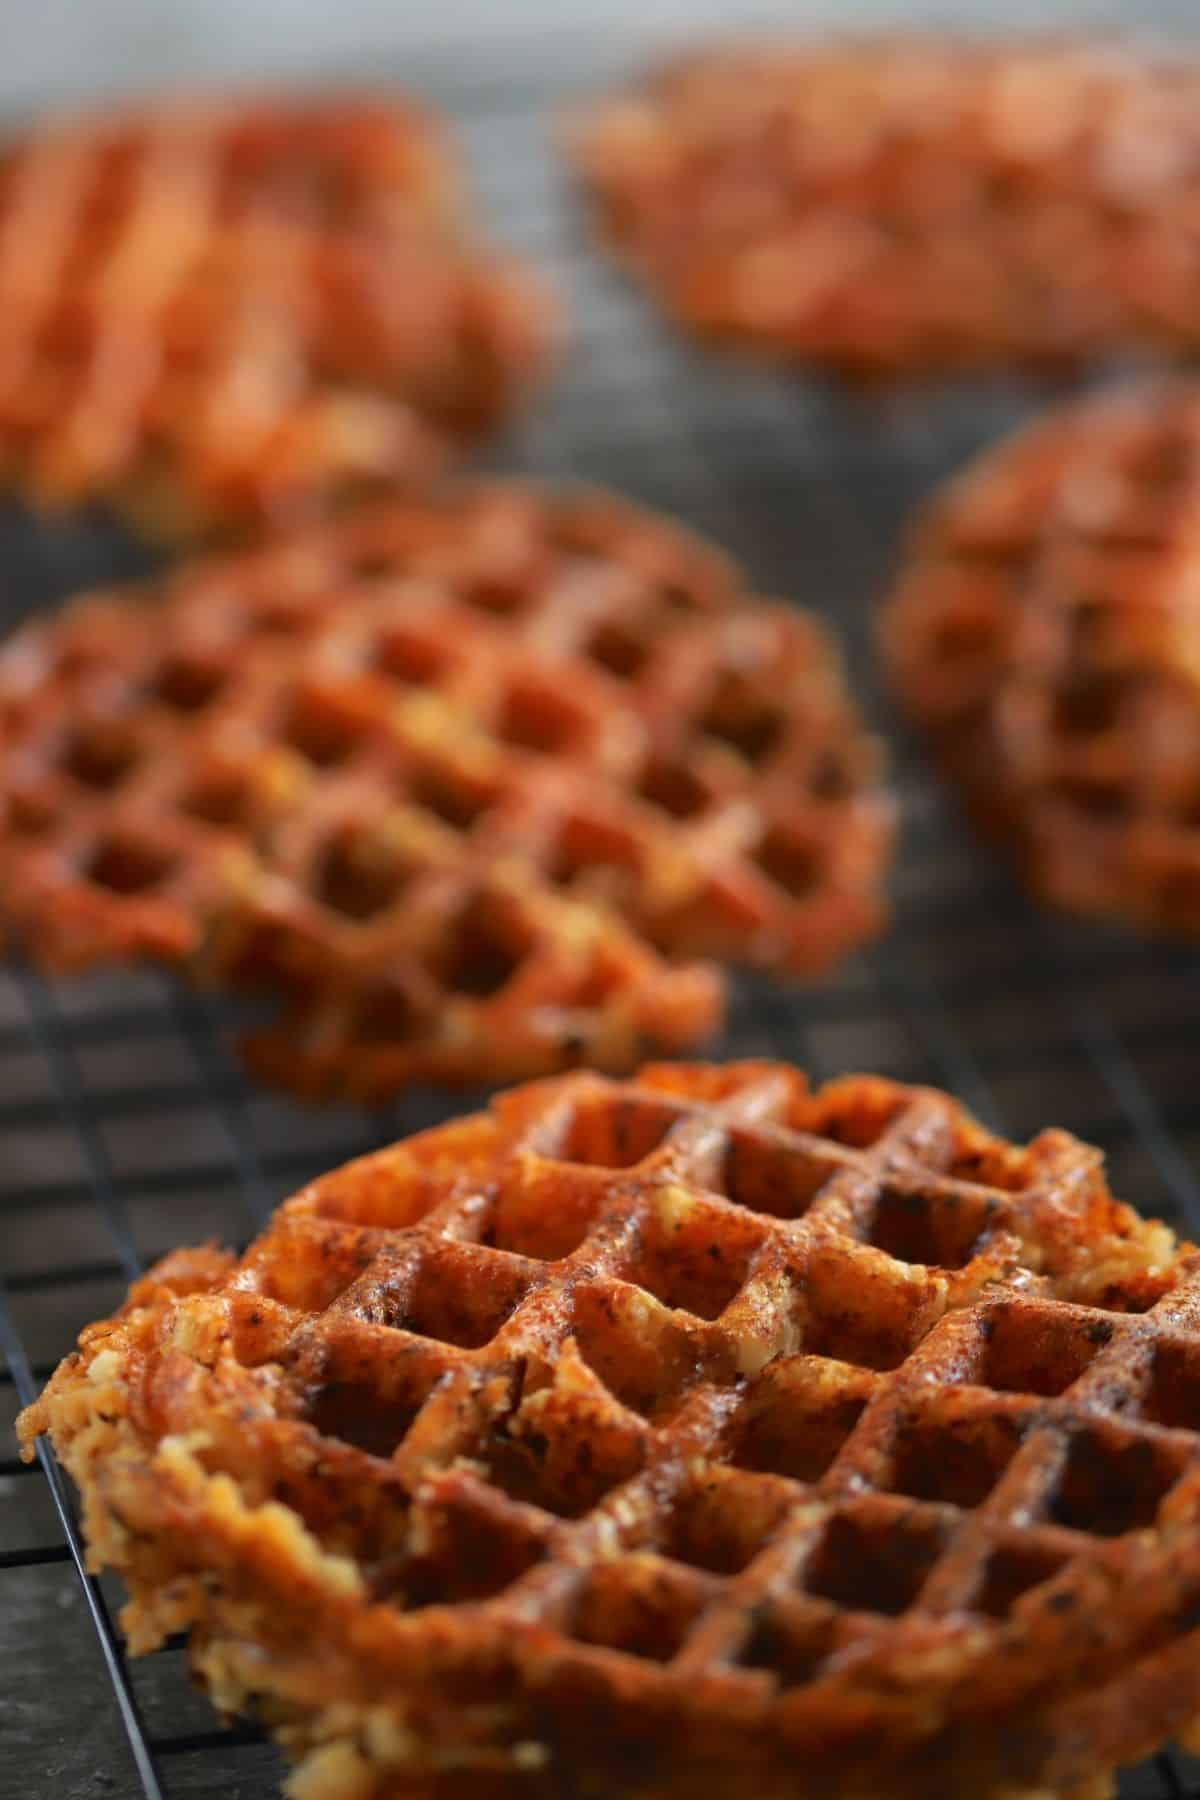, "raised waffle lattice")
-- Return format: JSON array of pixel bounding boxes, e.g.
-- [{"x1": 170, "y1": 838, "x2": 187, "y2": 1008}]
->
[
  {"x1": 882, "y1": 379, "x2": 1200, "y2": 934},
  {"x1": 0, "y1": 484, "x2": 891, "y2": 1095},
  {"x1": 570, "y1": 37, "x2": 1200, "y2": 377},
  {"x1": 22, "y1": 1059, "x2": 1200, "y2": 1799},
  {"x1": 0, "y1": 91, "x2": 556, "y2": 536}
]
